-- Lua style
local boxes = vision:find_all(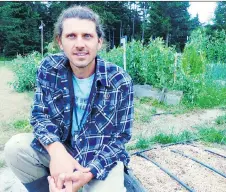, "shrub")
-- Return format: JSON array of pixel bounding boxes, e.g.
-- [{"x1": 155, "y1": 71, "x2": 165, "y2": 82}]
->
[
  {"x1": 100, "y1": 38, "x2": 176, "y2": 88},
  {"x1": 181, "y1": 45, "x2": 206, "y2": 76},
  {"x1": 11, "y1": 52, "x2": 41, "y2": 92}
]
